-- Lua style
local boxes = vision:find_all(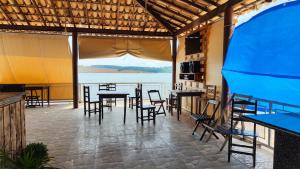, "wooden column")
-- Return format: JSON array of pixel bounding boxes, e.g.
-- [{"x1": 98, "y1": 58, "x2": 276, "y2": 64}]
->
[
  {"x1": 72, "y1": 31, "x2": 79, "y2": 109},
  {"x1": 221, "y1": 6, "x2": 233, "y2": 109},
  {"x1": 172, "y1": 36, "x2": 177, "y2": 89}
]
